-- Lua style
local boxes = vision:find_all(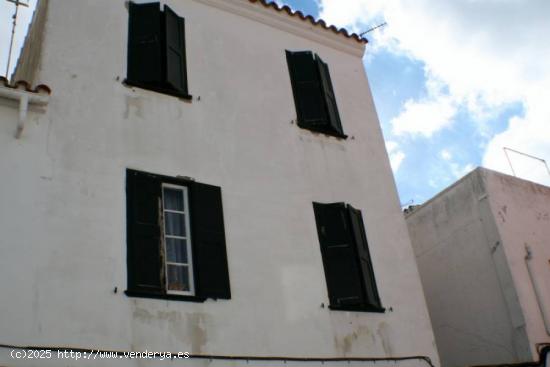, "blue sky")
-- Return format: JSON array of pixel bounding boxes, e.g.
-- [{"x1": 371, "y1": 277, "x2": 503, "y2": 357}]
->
[
  {"x1": 277, "y1": 0, "x2": 550, "y2": 205},
  {"x1": 2, "y1": 0, "x2": 549, "y2": 205},
  {"x1": 0, "y1": 0, "x2": 36, "y2": 79}
]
